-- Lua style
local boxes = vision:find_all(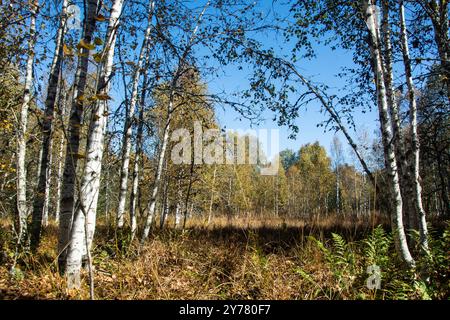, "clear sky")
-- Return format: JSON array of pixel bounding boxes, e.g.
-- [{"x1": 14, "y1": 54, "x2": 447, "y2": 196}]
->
[
  {"x1": 201, "y1": 0, "x2": 380, "y2": 161},
  {"x1": 210, "y1": 42, "x2": 379, "y2": 158}
]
